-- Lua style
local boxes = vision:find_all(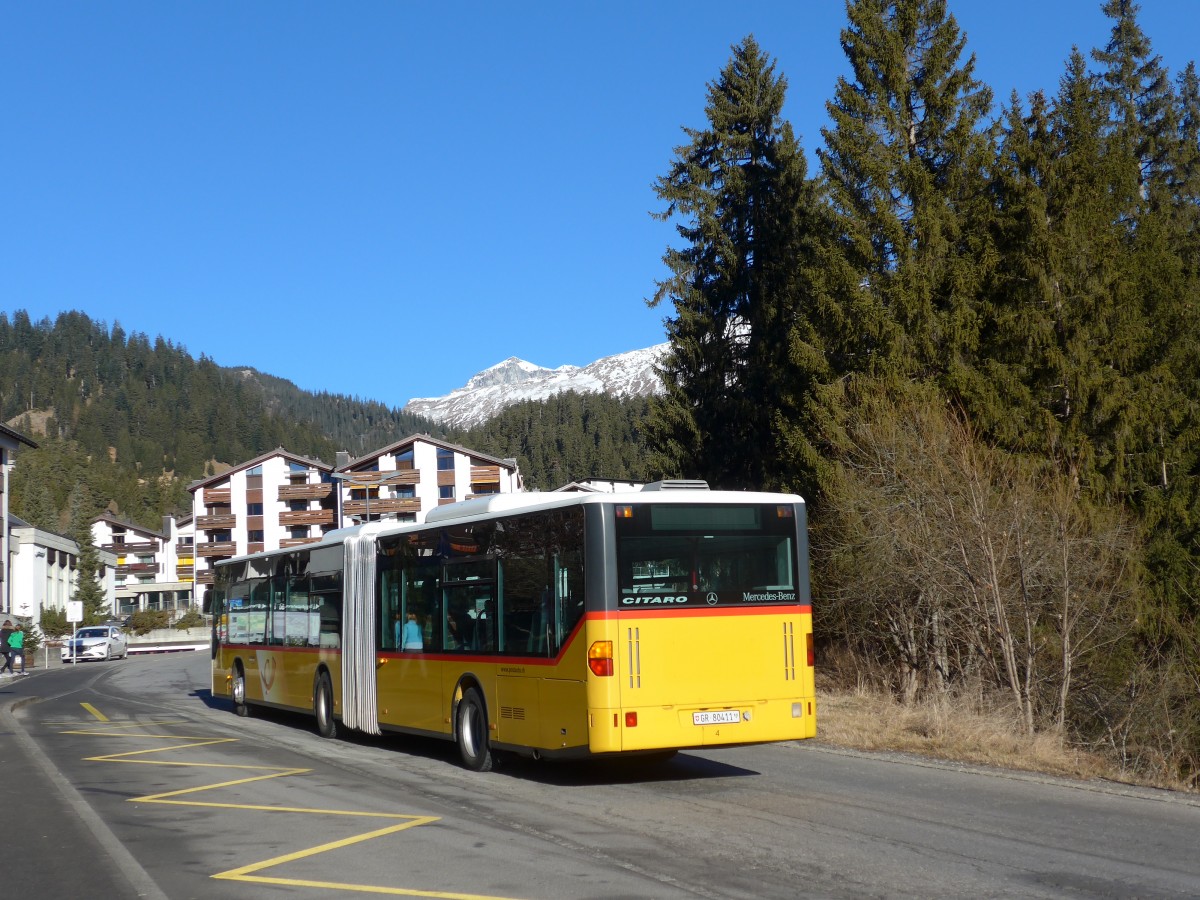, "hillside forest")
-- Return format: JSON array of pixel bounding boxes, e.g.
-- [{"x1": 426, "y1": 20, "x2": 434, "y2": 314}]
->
[
  {"x1": 0, "y1": 309, "x2": 654, "y2": 535},
  {"x1": 646, "y1": 0, "x2": 1200, "y2": 787},
  {"x1": 5, "y1": 1, "x2": 1199, "y2": 786}
]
